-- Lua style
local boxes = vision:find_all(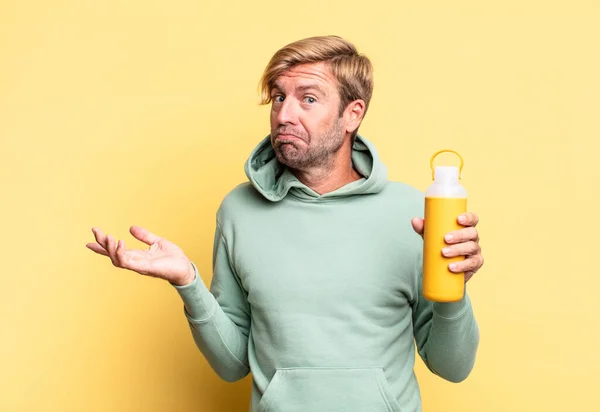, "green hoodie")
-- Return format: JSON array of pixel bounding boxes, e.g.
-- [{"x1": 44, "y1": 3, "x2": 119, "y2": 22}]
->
[{"x1": 173, "y1": 135, "x2": 479, "y2": 412}]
